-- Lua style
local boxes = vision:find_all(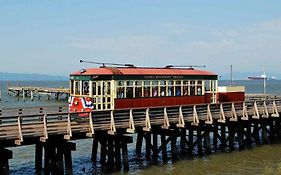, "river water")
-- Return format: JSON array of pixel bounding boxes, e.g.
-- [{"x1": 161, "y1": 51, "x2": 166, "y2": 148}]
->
[{"x1": 1, "y1": 80, "x2": 281, "y2": 174}]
